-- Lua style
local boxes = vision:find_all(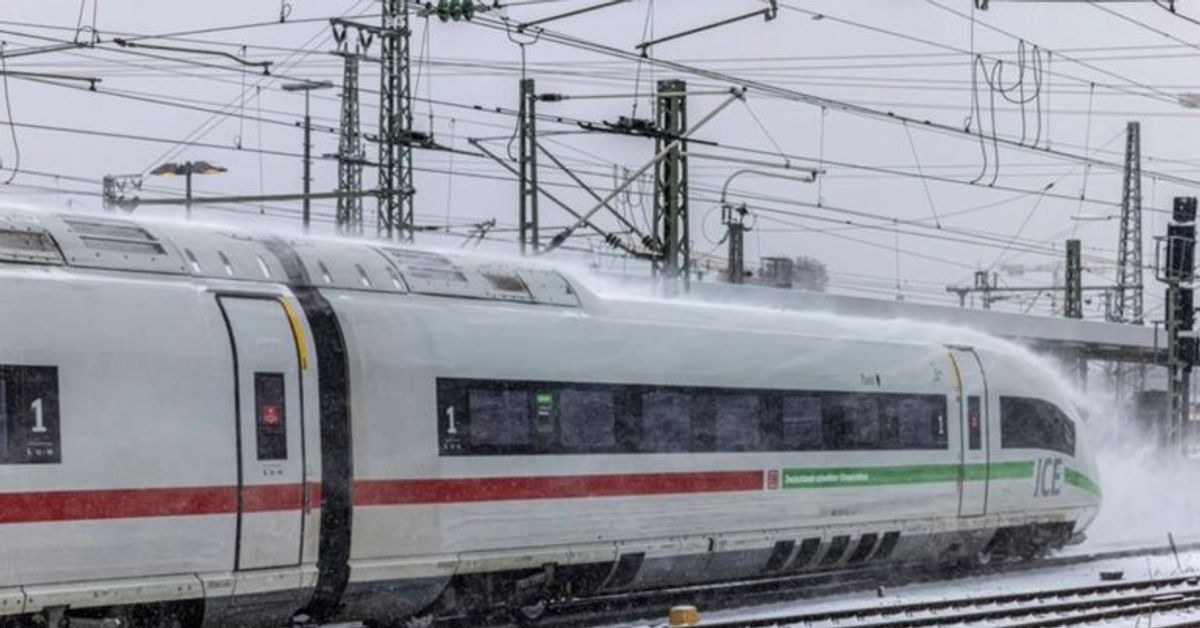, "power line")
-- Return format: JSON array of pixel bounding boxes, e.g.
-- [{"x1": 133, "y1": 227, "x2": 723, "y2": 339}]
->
[{"x1": 466, "y1": 13, "x2": 1200, "y2": 190}]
